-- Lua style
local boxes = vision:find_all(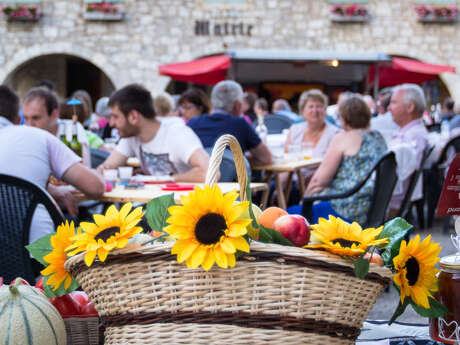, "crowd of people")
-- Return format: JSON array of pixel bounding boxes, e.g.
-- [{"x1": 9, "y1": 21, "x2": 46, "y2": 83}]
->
[{"x1": 1, "y1": 77, "x2": 453, "y2": 262}]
